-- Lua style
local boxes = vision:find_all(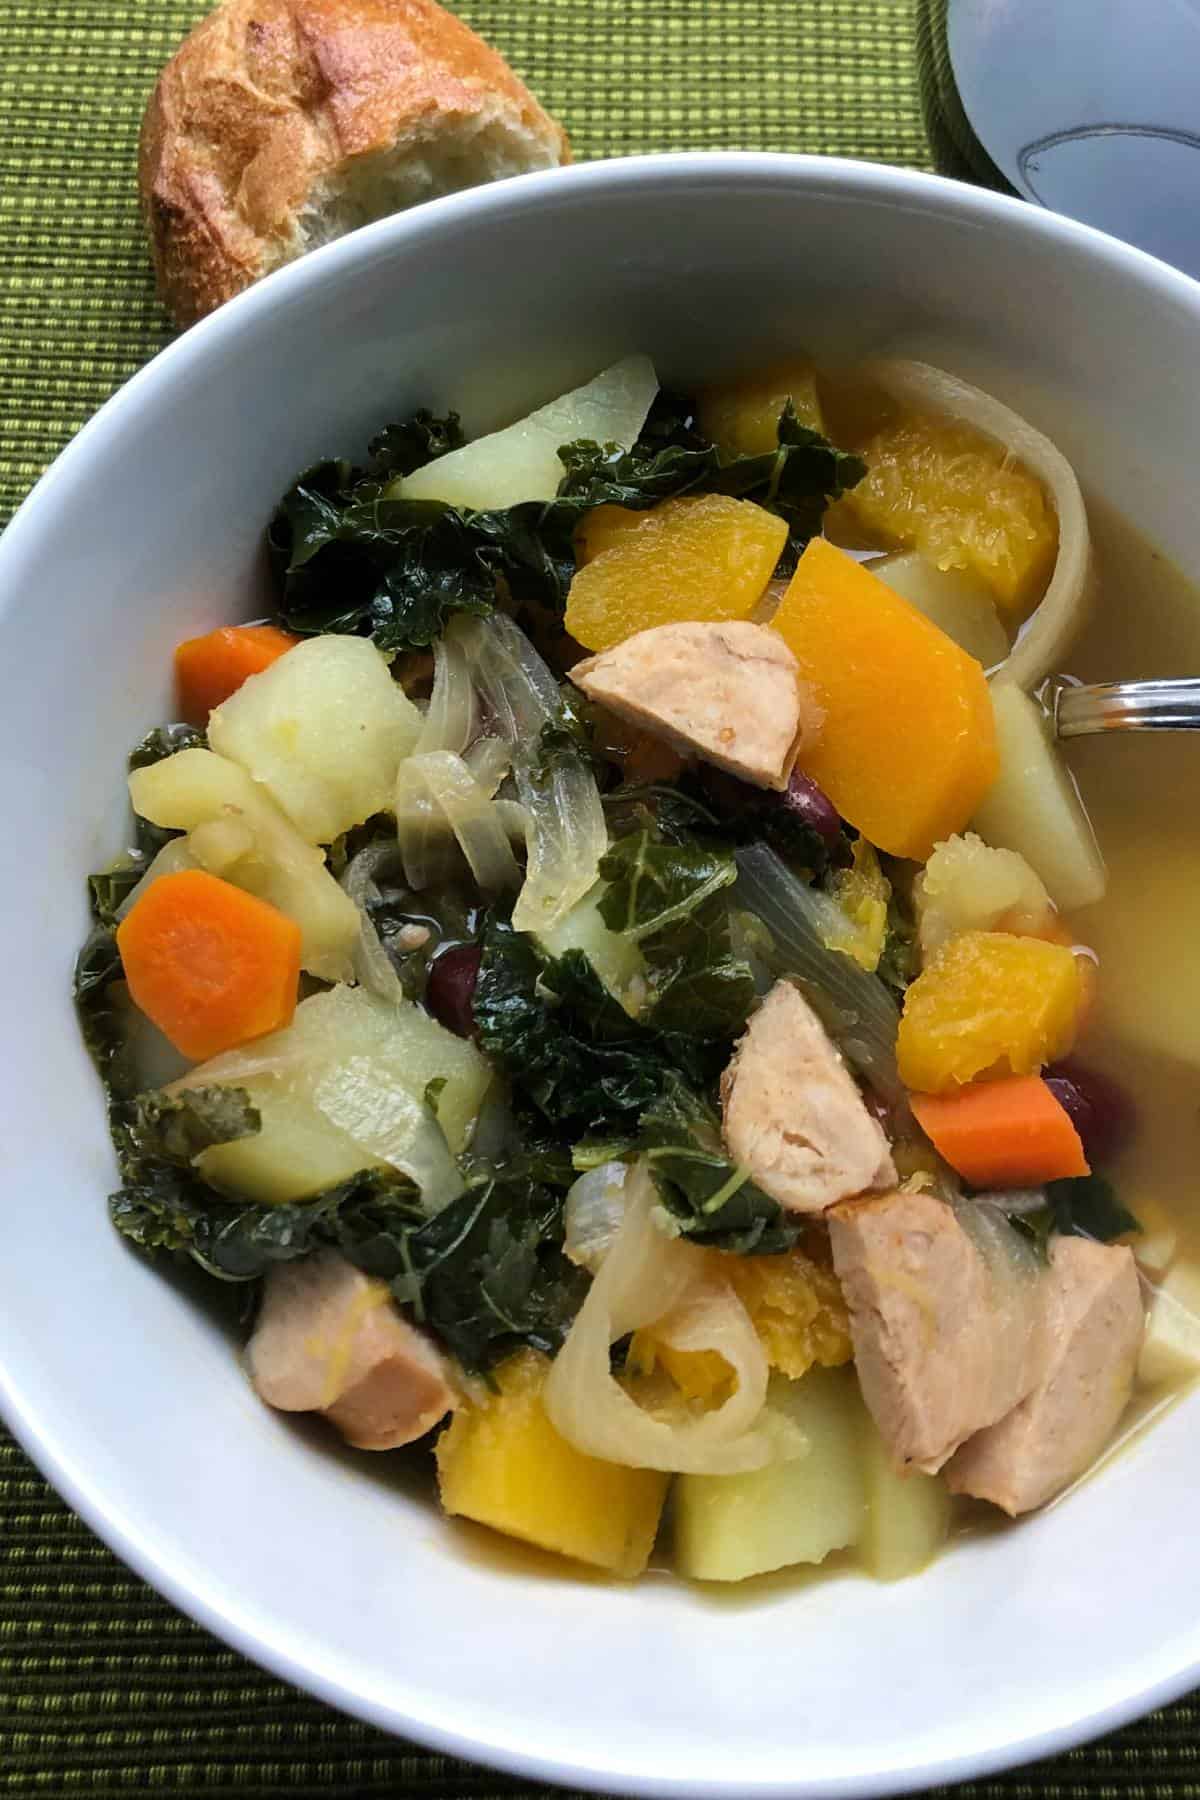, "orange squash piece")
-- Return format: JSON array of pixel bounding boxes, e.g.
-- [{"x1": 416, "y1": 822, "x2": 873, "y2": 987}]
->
[
  {"x1": 630, "y1": 1245, "x2": 851, "y2": 1397},
  {"x1": 435, "y1": 1349, "x2": 669, "y2": 1577},
  {"x1": 830, "y1": 413, "x2": 1057, "y2": 622},
  {"x1": 117, "y1": 868, "x2": 302, "y2": 1061},
  {"x1": 897, "y1": 929, "x2": 1084, "y2": 1095},
  {"x1": 771, "y1": 538, "x2": 998, "y2": 859},
  {"x1": 565, "y1": 493, "x2": 787, "y2": 652},
  {"x1": 175, "y1": 623, "x2": 300, "y2": 724},
  {"x1": 697, "y1": 359, "x2": 825, "y2": 456}
]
